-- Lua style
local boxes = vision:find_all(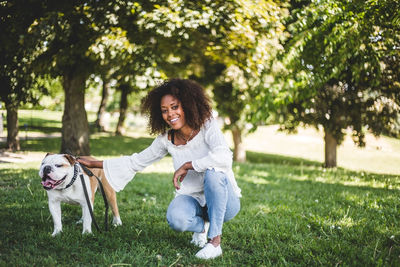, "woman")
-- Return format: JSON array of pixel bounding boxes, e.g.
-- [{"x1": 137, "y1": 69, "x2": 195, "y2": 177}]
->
[{"x1": 78, "y1": 78, "x2": 241, "y2": 259}]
